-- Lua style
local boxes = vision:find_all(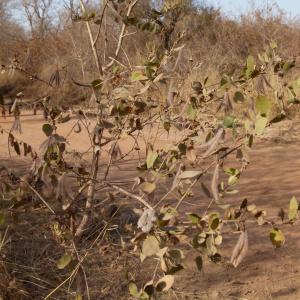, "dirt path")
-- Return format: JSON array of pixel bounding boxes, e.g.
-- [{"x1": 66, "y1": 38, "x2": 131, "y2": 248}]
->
[
  {"x1": 174, "y1": 143, "x2": 300, "y2": 300},
  {"x1": 2, "y1": 114, "x2": 300, "y2": 299}
]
